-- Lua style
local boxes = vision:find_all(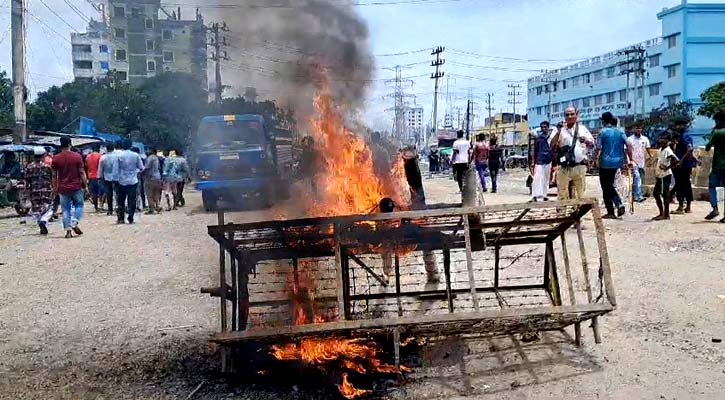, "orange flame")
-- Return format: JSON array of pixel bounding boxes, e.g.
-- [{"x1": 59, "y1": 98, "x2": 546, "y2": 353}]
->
[
  {"x1": 339, "y1": 373, "x2": 370, "y2": 399},
  {"x1": 301, "y1": 78, "x2": 409, "y2": 217}
]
